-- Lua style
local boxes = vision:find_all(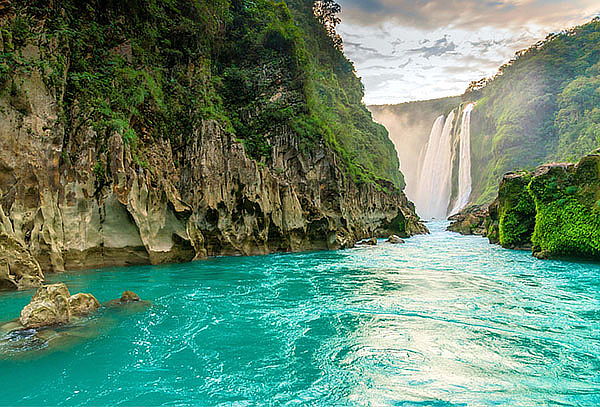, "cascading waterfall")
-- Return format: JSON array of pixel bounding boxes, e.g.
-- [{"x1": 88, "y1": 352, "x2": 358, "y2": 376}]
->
[
  {"x1": 414, "y1": 111, "x2": 455, "y2": 219},
  {"x1": 451, "y1": 103, "x2": 475, "y2": 215}
]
